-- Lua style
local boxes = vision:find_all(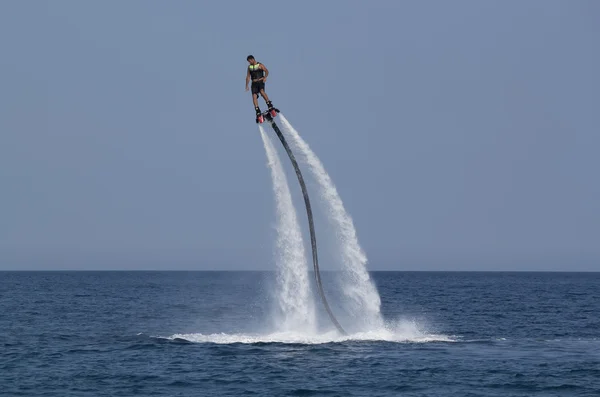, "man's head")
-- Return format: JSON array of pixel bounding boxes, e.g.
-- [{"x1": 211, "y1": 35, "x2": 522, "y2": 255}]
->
[{"x1": 247, "y1": 55, "x2": 257, "y2": 65}]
